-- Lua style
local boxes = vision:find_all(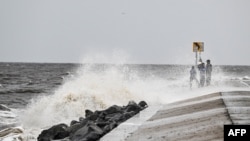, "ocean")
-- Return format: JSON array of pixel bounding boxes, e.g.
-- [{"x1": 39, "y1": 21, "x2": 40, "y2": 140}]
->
[{"x1": 1, "y1": 62, "x2": 250, "y2": 140}]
